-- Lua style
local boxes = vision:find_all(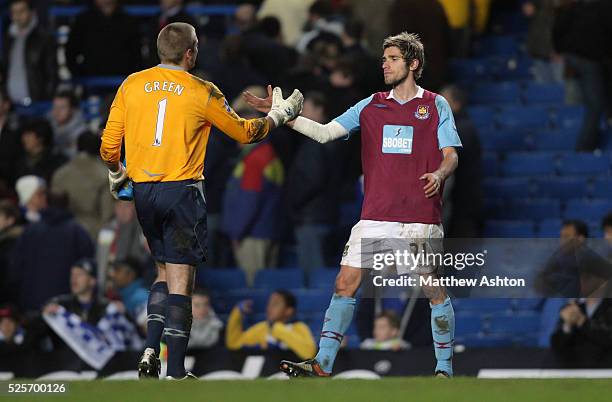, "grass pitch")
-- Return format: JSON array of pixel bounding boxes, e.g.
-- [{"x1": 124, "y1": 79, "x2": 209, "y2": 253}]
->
[{"x1": 5, "y1": 378, "x2": 612, "y2": 402}]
